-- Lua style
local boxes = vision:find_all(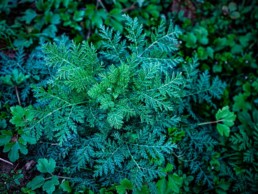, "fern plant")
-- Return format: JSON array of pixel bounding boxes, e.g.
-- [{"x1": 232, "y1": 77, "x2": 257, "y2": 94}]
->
[{"x1": 24, "y1": 15, "x2": 226, "y2": 192}]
